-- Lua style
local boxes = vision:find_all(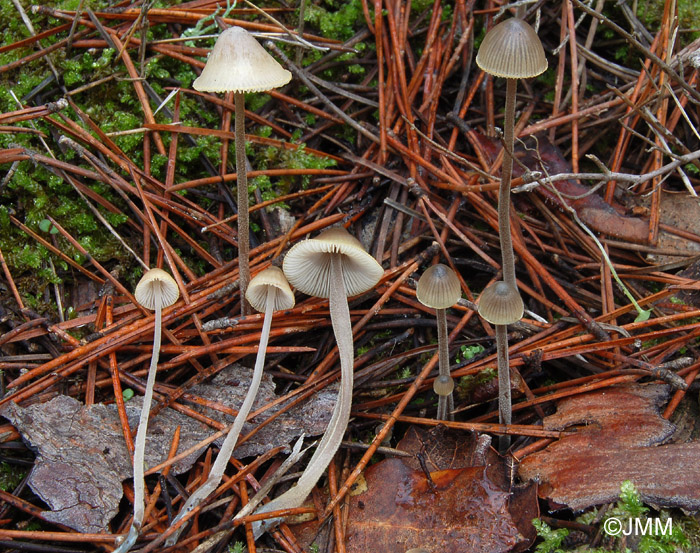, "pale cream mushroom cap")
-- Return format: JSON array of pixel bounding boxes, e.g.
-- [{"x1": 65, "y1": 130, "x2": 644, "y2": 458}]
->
[
  {"x1": 476, "y1": 18, "x2": 547, "y2": 79},
  {"x1": 134, "y1": 268, "x2": 180, "y2": 311},
  {"x1": 477, "y1": 280, "x2": 524, "y2": 325},
  {"x1": 416, "y1": 264, "x2": 461, "y2": 309},
  {"x1": 193, "y1": 26, "x2": 292, "y2": 93},
  {"x1": 245, "y1": 266, "x2": 295, "y2": 313},
  {"x1": 282, "y1": 227, "x2": 384, "y2": 299}
]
